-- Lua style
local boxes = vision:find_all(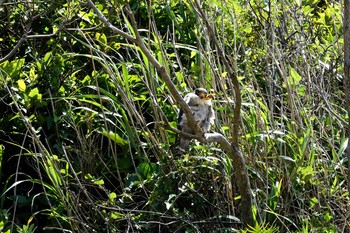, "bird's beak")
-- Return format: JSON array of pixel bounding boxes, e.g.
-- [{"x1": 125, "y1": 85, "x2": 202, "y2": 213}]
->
[
  {"x1": 198, "y1": 94, "x2": 214, "y2": 103},
  {"x1": 204, "y1": 94, "x2": 214, "y2": 100}
]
